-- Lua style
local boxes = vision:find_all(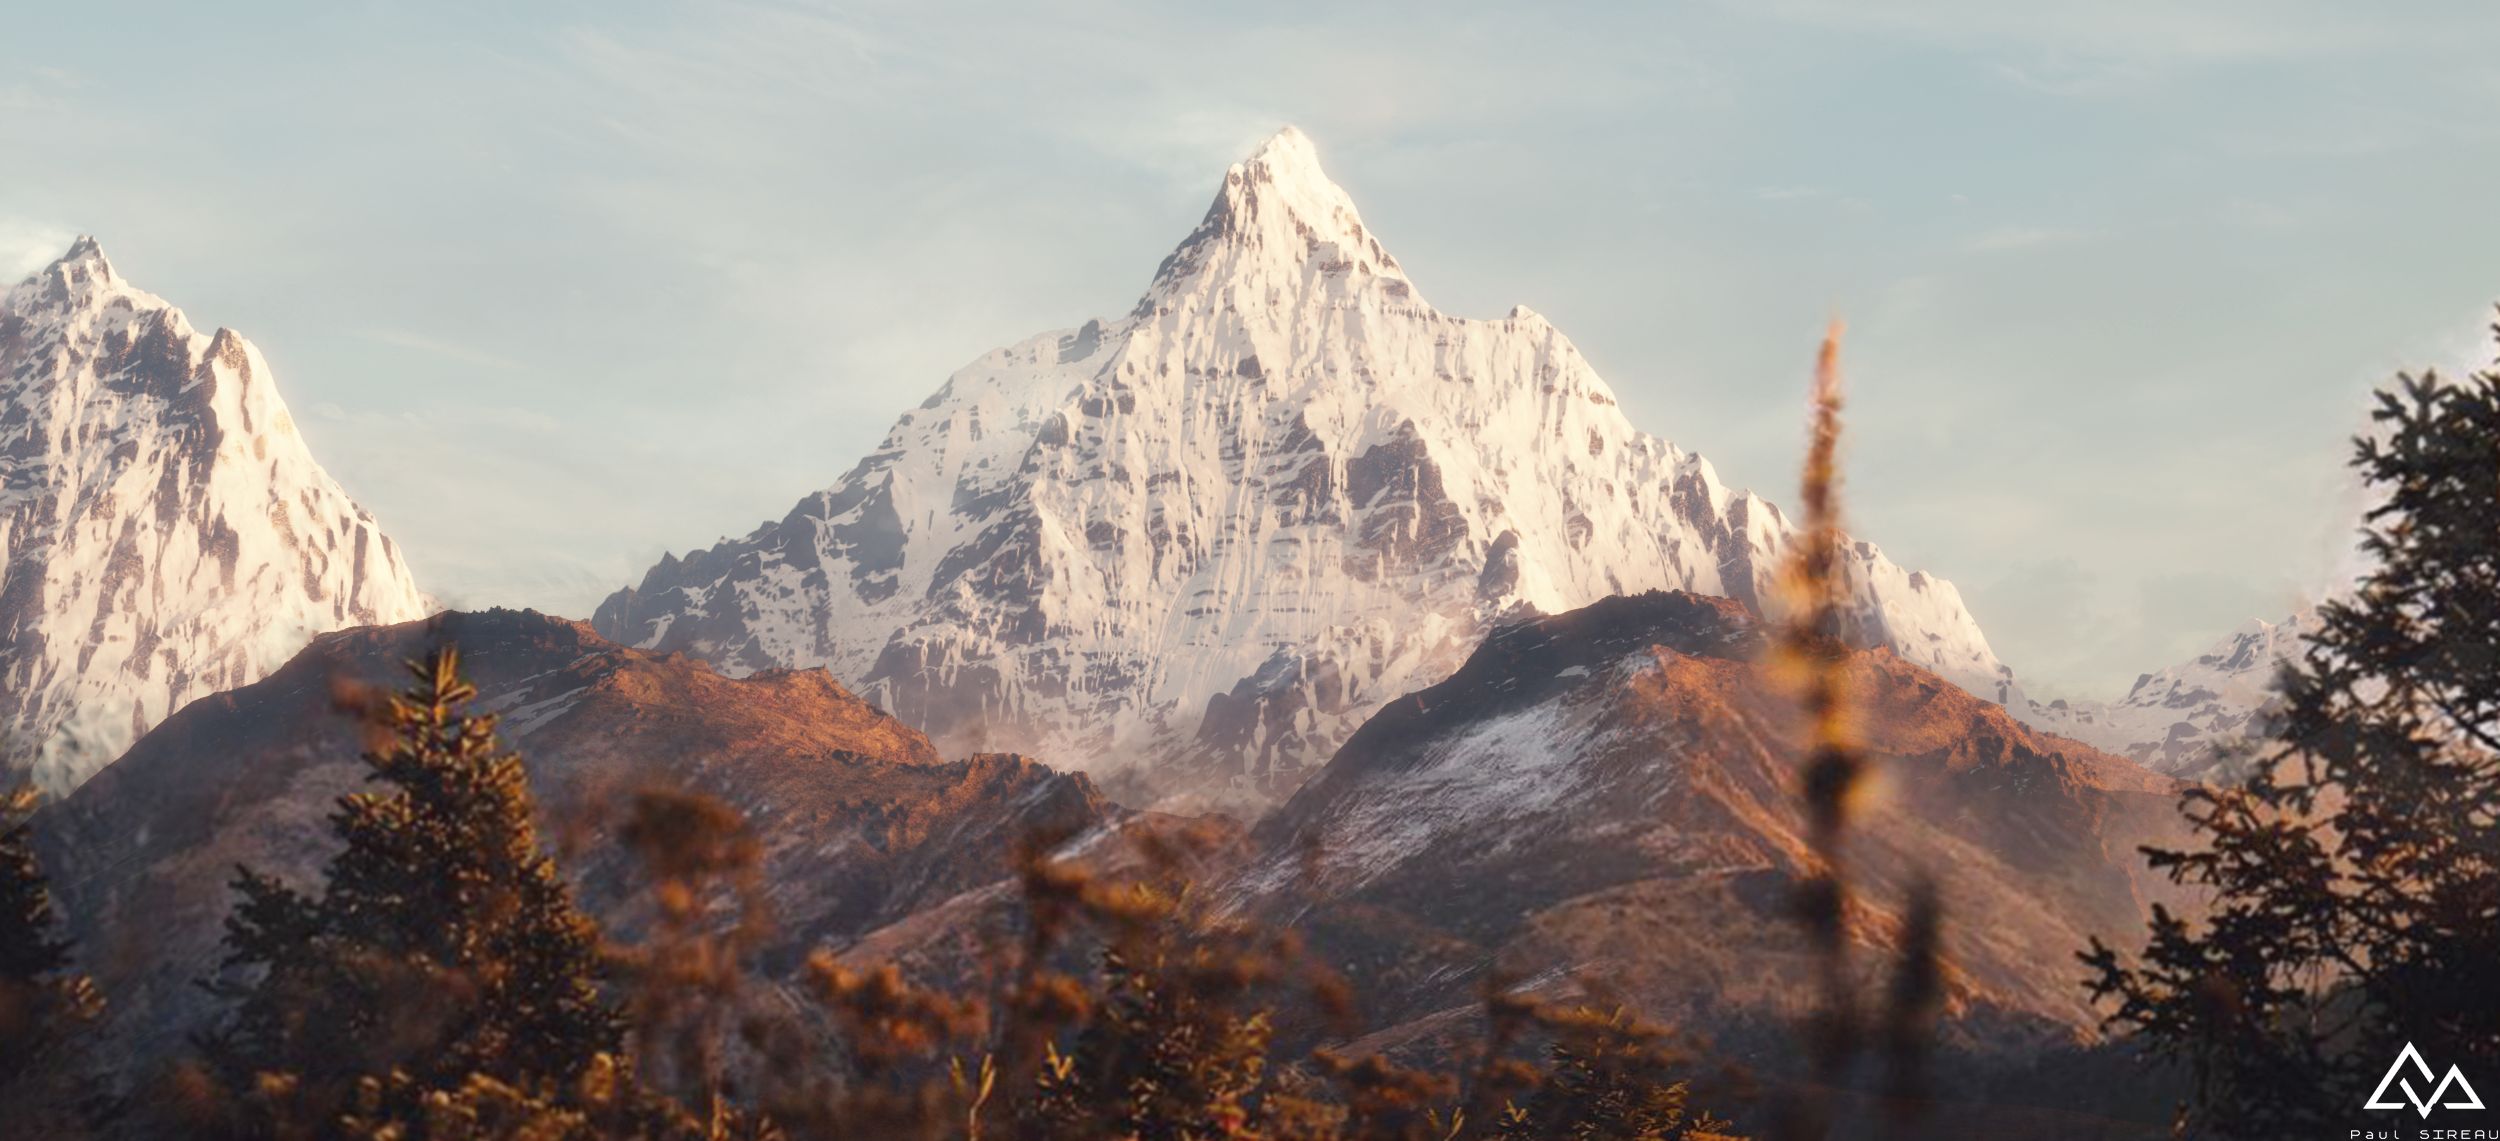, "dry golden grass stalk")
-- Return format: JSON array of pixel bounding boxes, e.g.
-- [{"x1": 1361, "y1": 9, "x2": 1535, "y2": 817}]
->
[
  {"x1": 1772, "y1": 323, "x2": 1942, "y2": 1140},
  {"x1": 1782, "y1": 322, "x2": 1865, "y2": 1111}
]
